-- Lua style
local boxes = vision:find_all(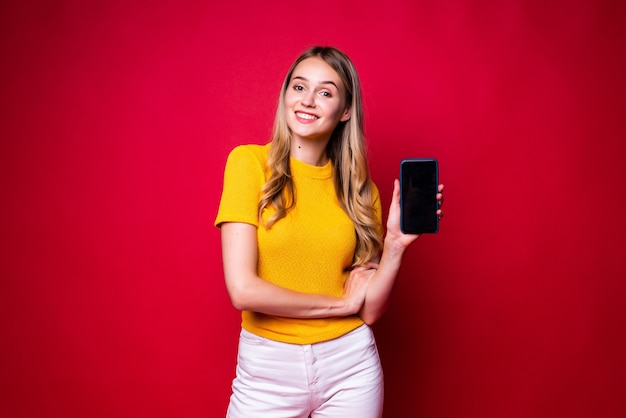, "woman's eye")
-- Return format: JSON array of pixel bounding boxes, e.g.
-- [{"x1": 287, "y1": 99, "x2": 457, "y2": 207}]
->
[
  {"x1": 320, "y1": 91, "x2": 331, "y2": 97},
  {"x1": 294, "y1": 85, "x2": 304, "y2": 91}
]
